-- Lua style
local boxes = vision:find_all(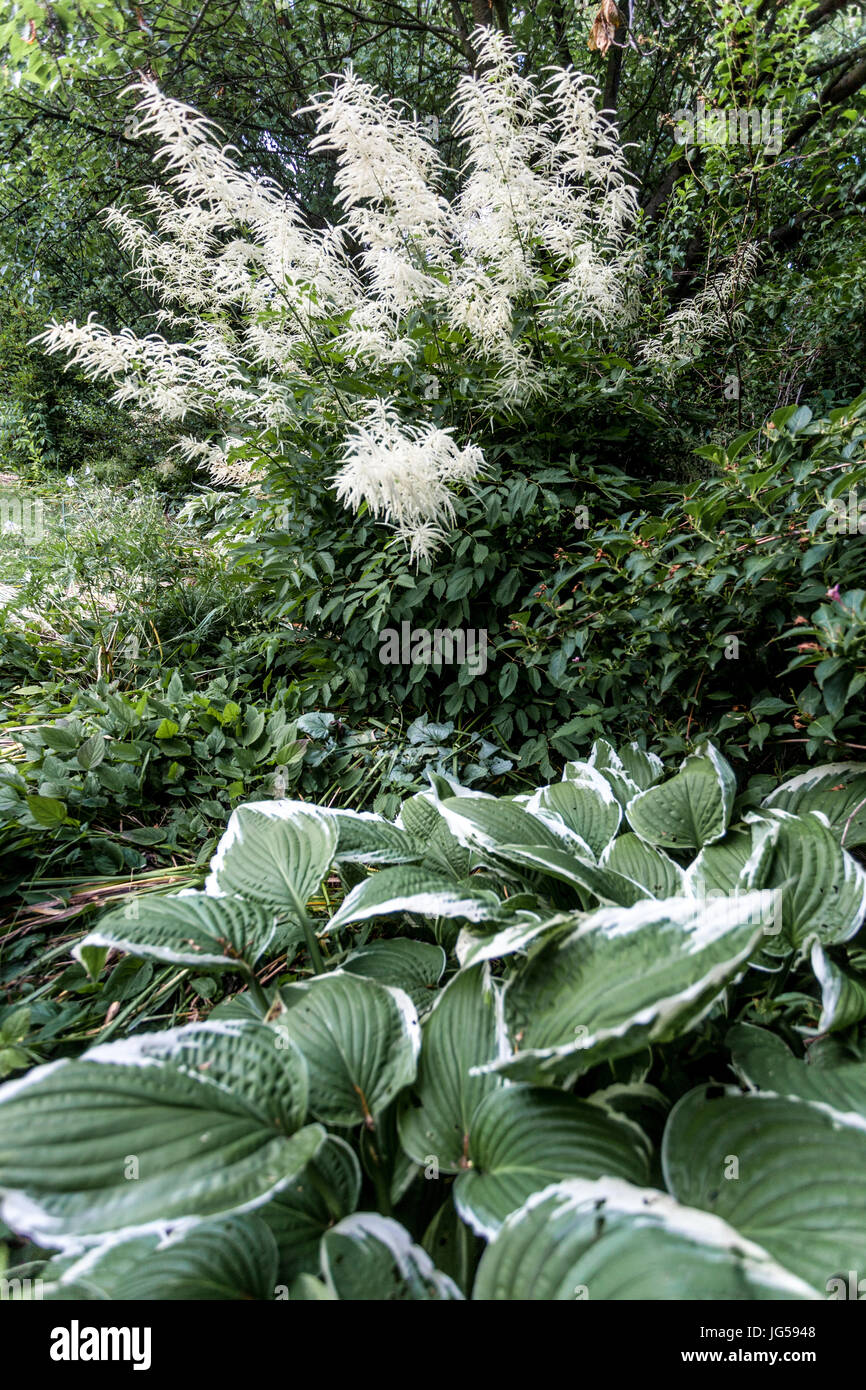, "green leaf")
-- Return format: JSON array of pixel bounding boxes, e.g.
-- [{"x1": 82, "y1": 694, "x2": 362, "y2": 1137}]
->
[
  {"x1": 25, "y1": 795, "x2": 66, "y2": 828},
  {"x1": 399, "y1": 964, "x2": 508, "y2": 1172},
  {"x1": 745, "y1": 808, "x2": 866, "y2": 952},
  {"x1": 0, "y1": 1021, "x2": 322, "y2": 1247},
  {"x1": 763, "y1": 763, "x2": 866, "y2": 848},
  {"x1": 276, "y1": 972, "x2": 420, "y2": 1127},
  {"x1": 473, "y1": 1179, "x2": 819, "y2": 1301},
  {"x1": 438, "y1": 796, "x2": 571, "y2": 861},
  {"x1": 484, "y1": 894, "x2": 770, "y2": 1082},
  {"x1": 326, "y1": 865, "x2": 501, "y2": 932},
  {"x1": 76, "y1": 732, "x2": 106, "y2": 771},
  {"x1": 262, "y1": 1136, "x2": 361, "y2": 1282},
  {"x1": 626, "y1": 744, "x2": 736, "y2": 849},
  {"x1": 453, "y1": 1087, "x2": 649, "y2": 1238},
  {"x1": 663, "y1": 1084, "x2": 866, "y2": 1292},
  {"x1": 341, "y1": 939, "x2": 446, "y2": 1014},
  {"x1": 495, "y1": 844, "x2": 645, "y2": 906},
  {"x1": 74, "y1": 892, "x2": 293, "y2": 977},
  {"x1": 37, "y1": 725, "x2": 79, "y2": 752},
  {"x1": 45, "y1": 1215, "x2": 278, "y2": 1300},
  {"x1": 602, "y1": 833, "x2": 685, "y2": 898},
  {"x1": 322, "y1": 1214, "x2": 463, "y2": 1300},
  {"x1": 331, "y1": 810, "x2": 421, "y2": 865},
  {"x1": 206, "y1": 800, "x2": 337, "y2": 918},
  {"x1": 526, "y1": 771, "x2": 621, "y2": 858},
  {"x1": 728, "y1": 1022, "x2": 866, "y2": 1119},
  {"x1": 811, "y1": 945, "x2": 866, "y2": 1032}
]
